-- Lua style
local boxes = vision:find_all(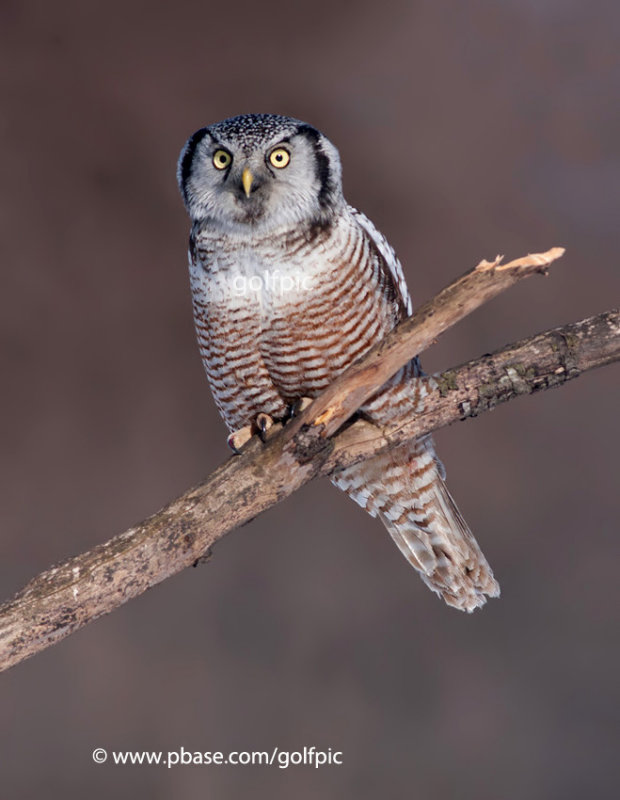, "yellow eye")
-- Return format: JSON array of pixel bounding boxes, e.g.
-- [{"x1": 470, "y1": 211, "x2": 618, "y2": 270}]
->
[
  {"x1": 212, "y1": 149, "x2": 232, "y2": 170},
  {"x1": 269, "y1": 148, "x2": 290, "y2": 168}
]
